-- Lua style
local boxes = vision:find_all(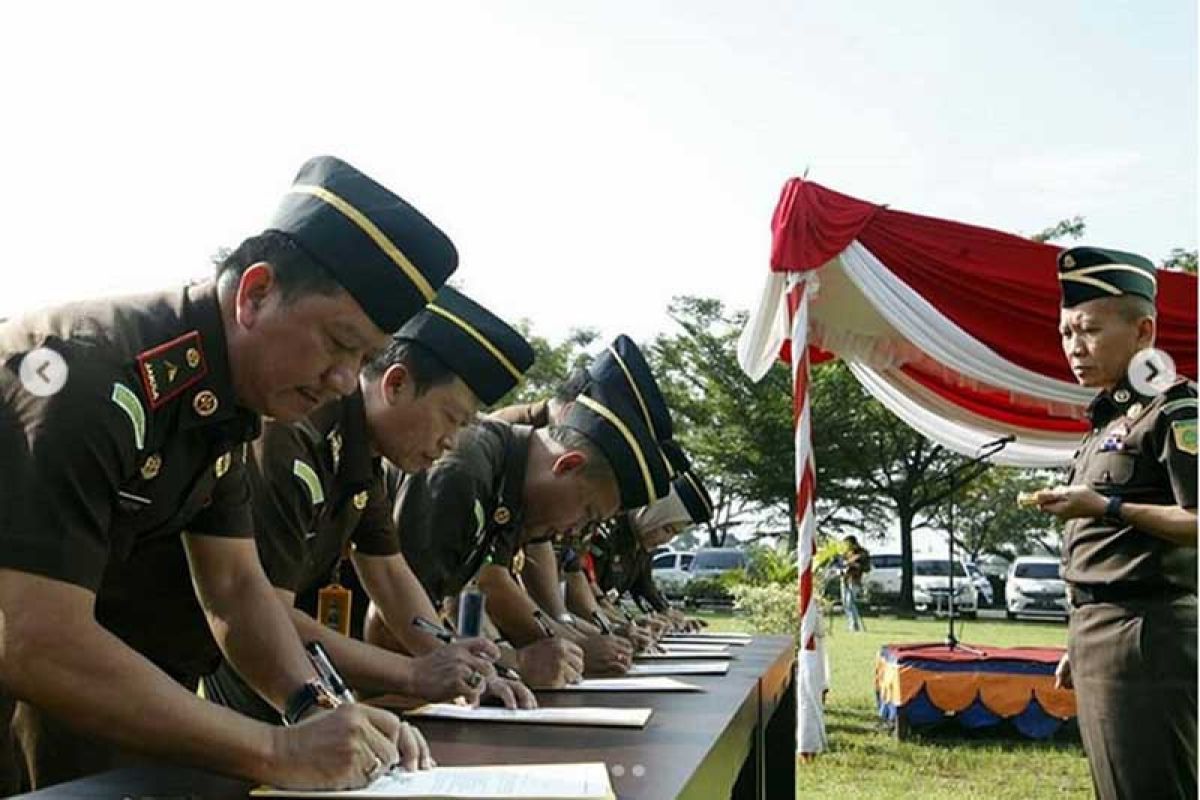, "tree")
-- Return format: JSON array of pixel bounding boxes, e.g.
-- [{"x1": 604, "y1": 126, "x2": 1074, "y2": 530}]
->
[
  {"x1": 492, "y1": 323, "x2": 597, "y2": 408},
  {"x1": 1162, "y1": 248, "x2": 1198, "y2": 274},
  {"x1": 1030, "y1": 216, "x2": 1086, "y2": 243},
  {"x1": 648, "y1": 297, "x2": 797, "y2": 548},
  {"x1": 927, "y1": 466, "x2": 1063, "y2": 561},
  {"x1": 806, "y1": 362, "x2": 974, "y2": 612}
]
